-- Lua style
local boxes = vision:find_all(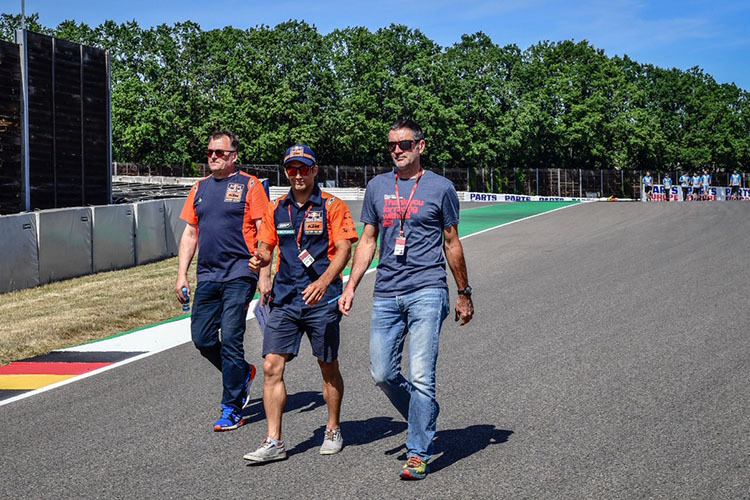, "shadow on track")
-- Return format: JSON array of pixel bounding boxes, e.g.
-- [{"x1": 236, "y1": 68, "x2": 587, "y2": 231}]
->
[
  {"x1": 289, "y1": 416, "x2": 408, "y2": 457},
  {"x1": 384, "y1": 424, "x2": 513, "y2": 473},
  {"x1": 241, "y1": 390, "x2": 326, "y2": 424}
]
